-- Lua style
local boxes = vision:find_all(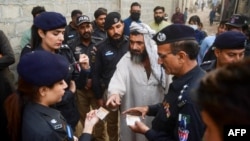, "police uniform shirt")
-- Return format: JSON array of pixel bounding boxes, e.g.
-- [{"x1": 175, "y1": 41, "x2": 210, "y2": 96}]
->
[
  {"x1": 145, "y1": 65, "x2": 205, "y2": 141},
  {"x1": 22, "y1": 102, "x2": 70, "y2": 141},
  {"x1": 200, "y1": 60, "x2": 216, "y2": 72},
  {"x1": 92, "y1": 36, "x2": 129, "y2": 99},
  {"x1": 71, "y1": 39, "x2": 96, "y2": 89},
  {"x1": 63, "y1": 24, "x2": 79, "y2": 48},
  {"x1": 72, "y1": 39, "x2": 97, "y2": 65},
  {"x1": 92, "y1": 21, "x2": 107, "y2": 41}
]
